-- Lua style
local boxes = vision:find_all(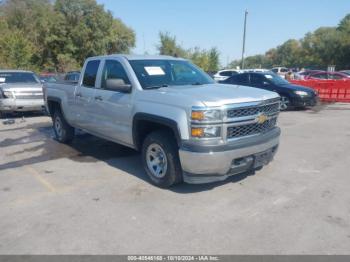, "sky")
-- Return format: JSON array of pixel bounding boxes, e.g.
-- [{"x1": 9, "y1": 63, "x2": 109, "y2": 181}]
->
[{"x1": 97, "y1": 0, "x2": 349, "y2": 66}]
